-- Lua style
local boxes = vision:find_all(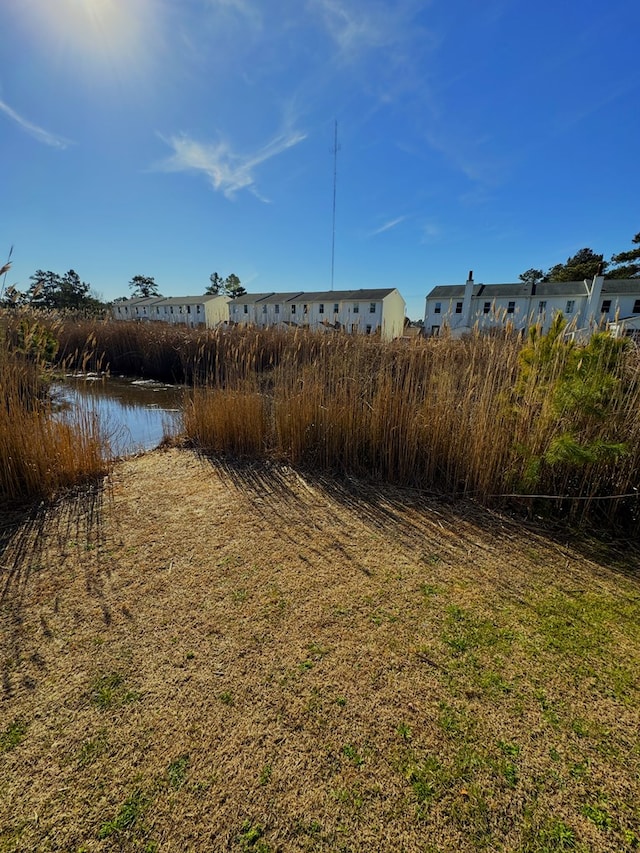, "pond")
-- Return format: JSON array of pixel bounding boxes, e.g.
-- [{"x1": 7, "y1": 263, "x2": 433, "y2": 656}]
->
[{"x1": 54, "y1": 374, "x2": 186, "y2": 458}]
